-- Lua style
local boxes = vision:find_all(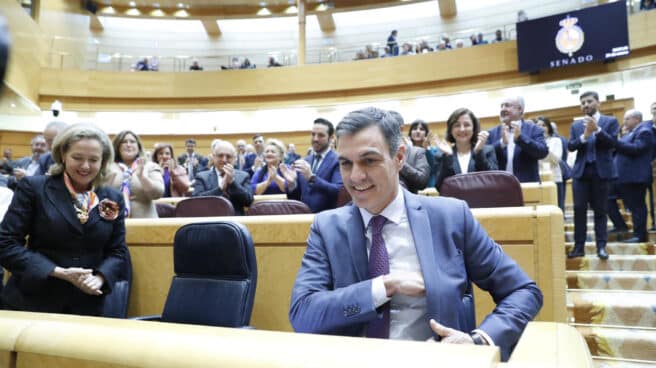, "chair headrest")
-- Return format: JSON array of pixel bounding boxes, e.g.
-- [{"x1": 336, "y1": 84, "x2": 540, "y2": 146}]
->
[
  {"x1": 247, "y1": 199, "x2": 311, "y2": 216},
  {"x1": 175, "y1": 196, "x2": 235, "y2": 217},
  {"x1": 439, "y1": 171, "x2": 524, "y2": 208},
  {"x1": 173, "y1": 221, "x2": 255, "y2": 278}
]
